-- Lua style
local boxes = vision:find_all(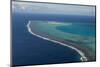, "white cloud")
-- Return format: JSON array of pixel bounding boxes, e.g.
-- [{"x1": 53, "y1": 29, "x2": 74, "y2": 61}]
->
[{"x1": 12, "y1": 1, "x2": 95, "y2": 16}]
